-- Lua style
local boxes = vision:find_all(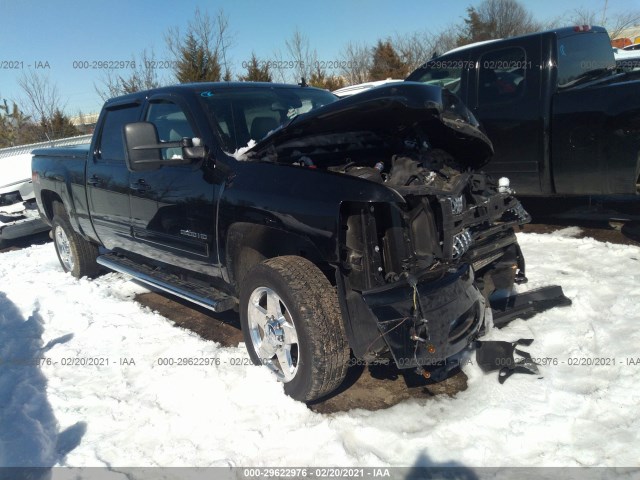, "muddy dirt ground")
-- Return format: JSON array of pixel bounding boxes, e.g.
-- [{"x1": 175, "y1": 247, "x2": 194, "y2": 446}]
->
[{"x1": 2, "y1": 199, "x2": 638, "y2": 413}]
